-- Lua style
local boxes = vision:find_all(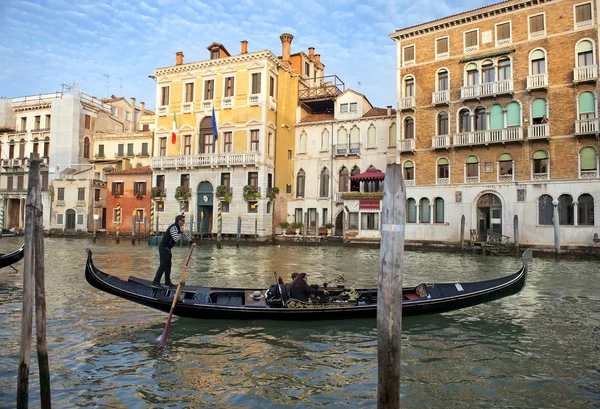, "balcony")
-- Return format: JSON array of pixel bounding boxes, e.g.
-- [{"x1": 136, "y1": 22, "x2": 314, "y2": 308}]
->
[
  {"x1": 527, "y1": 73, "x2": 548, "y2": 90},
  {"x1": 11, "y1": 159, "x2": 23, "y2": 167},
  {"x1": 221, "y1": 97, "x2": 234, "y2": 109},
  {"x1": 137, "y1": 152, "x2": 150, "y2": 158},
  {"x1": 574, "y1": 65, "x2": 598, "y2": 83},
  {"x1": 453, "y1": 127, "x2": 523, "y2": 147},
  {"x1": 581, "y1": 170, "x2": 598, "y2": 179},
  {"x1": 532, "y1": 172, "x2": 549, "y2": 181},
  {"x1": 465, "y1": 176, "x2": 479, "y2": 184},
  {"x1": 31, "y1": 127, "x2": 51, "y2": 134},
  {"x1": 76, "y1": 200, "x2": 86, "y2": 207},
  {"x1": 181, "y1": 102, "x2": 193, "y2": 114},
  {"x1": 404, "y1": 179, "x2": 415, "y2": 186},
  {"x1": 575, "y1": 118, "x2": 600, "y2": 135},
  {"x1": 398, "y1": 96, "x2": 415, "y2": 111},
  {"x1": 1, "y1": 159, "x2": 9, "y2": 168},
  {"x1": 333, "y1": 143, "x2": 361, "y2": 156},
  {"x1": 432, "y1": 135, "x2": 451, "y2": 149},
  {"x1": 157, "y1": 106, "x2": 169, "y2": 116},
  {"x1": 432, "y1": 90, "x2": 450, "y2": 105},
  {"x1": 269, "y1": 96, "x2": 277, "y2": 111},
  {"x1": 200, "y1": 100, "x2": 213, "y2": 111},
  {"x1": 150, "y1": 152, "x2": 259, "y2": 169},
  {"x1": 248, "y1": 94, "x2": 261, "y2": 106},
  {"x1": 528, "y1": 123, "x2": 550, "y2": 140},
  {"x1": 94, "y1": 153, "x2": 105, "y2": 159},
  {"x1": 461, "y1": 79, "x2": 513, "y2": 100},
  {"x1": 399, "y1": 139, "x2": 415, "y2": 153},
  {"x1": 437, "y1": 177, "x2": 450, "y2": 185},
  {"x1": 56, "y1": 200, "x2": 65, "y2": 207}
]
